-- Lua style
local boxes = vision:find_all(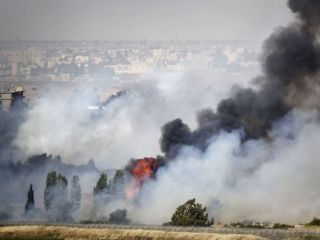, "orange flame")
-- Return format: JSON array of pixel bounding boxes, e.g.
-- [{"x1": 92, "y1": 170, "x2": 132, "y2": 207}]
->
[{"x1": 125, "y1": 158, "x2": 158, "y2": 199}]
